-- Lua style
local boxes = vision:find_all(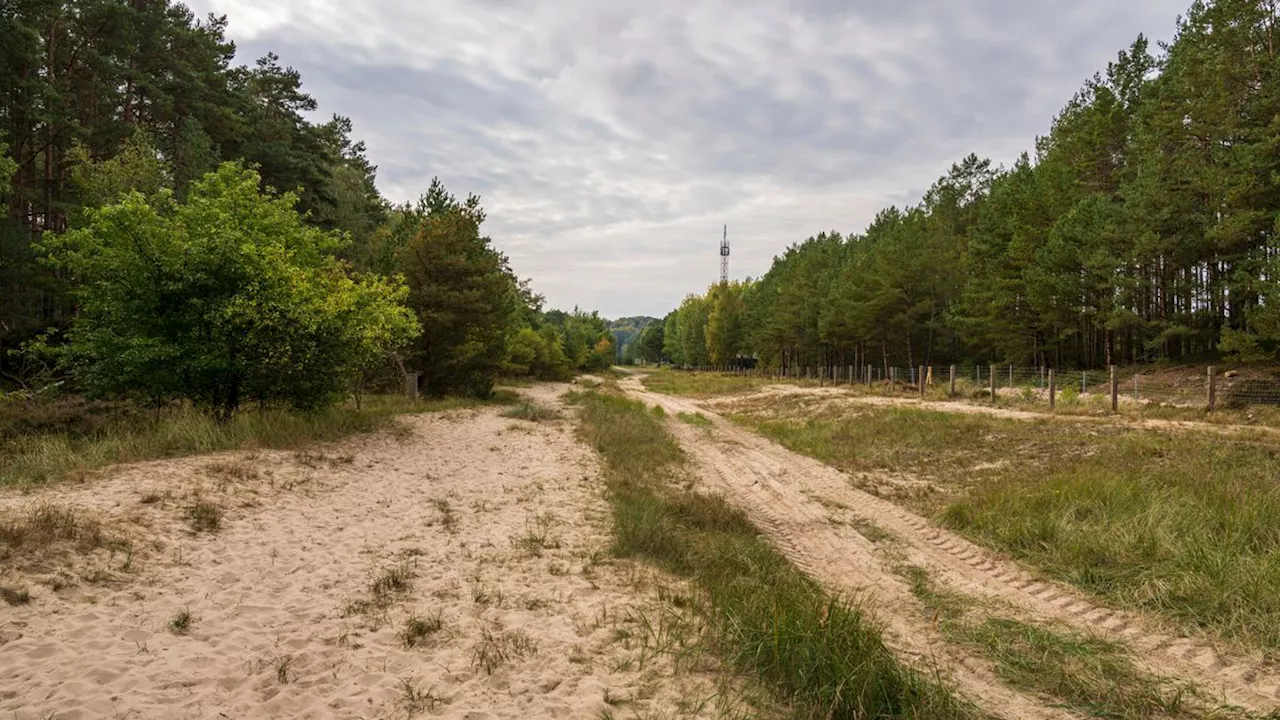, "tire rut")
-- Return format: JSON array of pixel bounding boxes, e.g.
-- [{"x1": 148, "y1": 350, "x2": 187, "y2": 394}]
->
[{"x1": 622, "y1": 376, "x2": 1280, "y2": 716}]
